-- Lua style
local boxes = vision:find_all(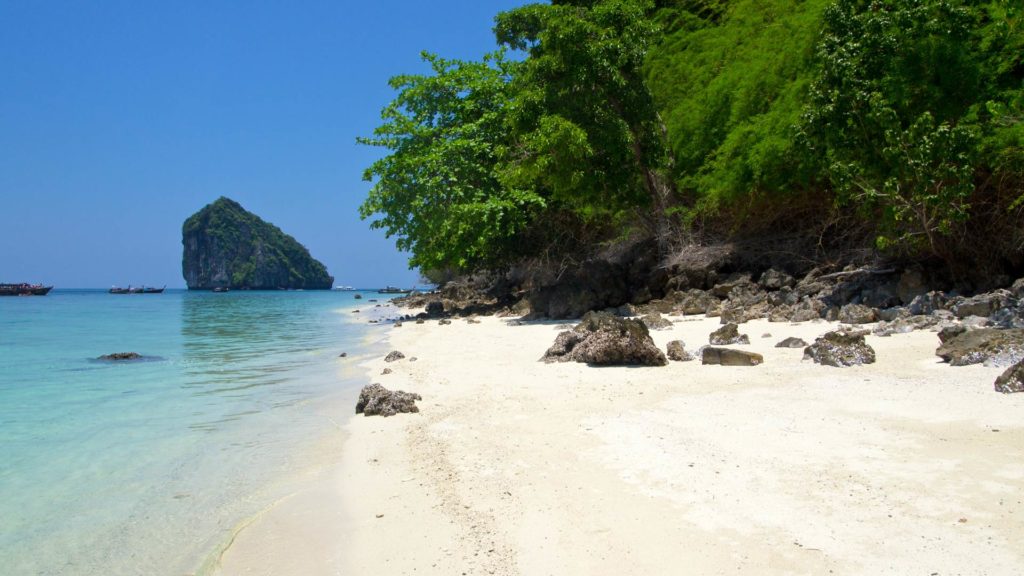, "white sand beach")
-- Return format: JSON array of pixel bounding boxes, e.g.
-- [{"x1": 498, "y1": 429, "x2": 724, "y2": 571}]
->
[{"x1": 214, "y1": 313, "x2": 1024, "y2": 575}]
